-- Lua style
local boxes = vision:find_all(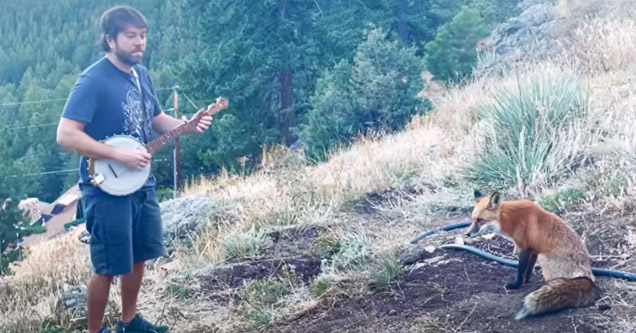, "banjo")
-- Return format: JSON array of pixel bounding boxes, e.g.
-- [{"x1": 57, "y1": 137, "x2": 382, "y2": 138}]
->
[{"x1": 87, "y1": 97, "x2": 228, "y2": 196}]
